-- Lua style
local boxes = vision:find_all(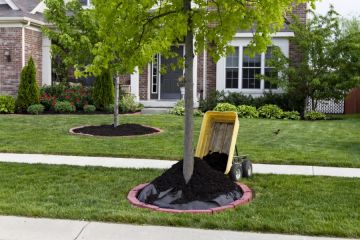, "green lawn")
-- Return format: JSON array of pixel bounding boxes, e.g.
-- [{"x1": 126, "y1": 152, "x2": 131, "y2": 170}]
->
[
  {"x1": 0, "y1": 162, "x2": 359, "y2": 238},
  {"x1": 0, "y1": 114, "x2": 359, "y2": 167}
]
